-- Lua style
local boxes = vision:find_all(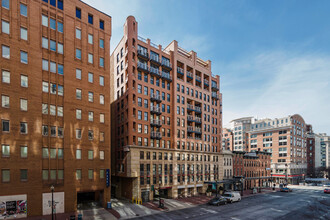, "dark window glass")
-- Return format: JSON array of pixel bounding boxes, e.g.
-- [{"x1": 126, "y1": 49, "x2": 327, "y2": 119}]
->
[
  {"x1": 50, "y1": 0, "x2": 56, "y2": 7},
  {"x1": 76, "y1": 8, "x2": 81, "y2": 19},
  {"x1": 88, "y1": 14, "x2": 93, "y2": 24},
  {"x1": 57, "y1": 0, "x2": 63, "y2": 10},
  {"x1": 100, "y1": 20, "x2": 104, "y2": 30},
  {"x1": 43, "y1": 0, "x2": 48, "y2": 3}
]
